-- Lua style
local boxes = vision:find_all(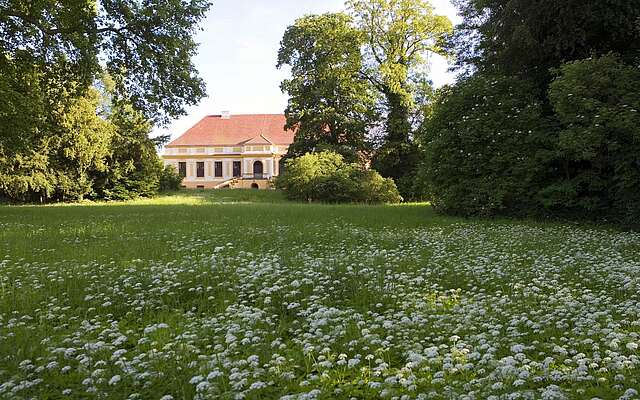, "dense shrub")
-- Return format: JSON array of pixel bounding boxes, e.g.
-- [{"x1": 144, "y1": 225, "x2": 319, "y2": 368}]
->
[
  {"x1": 275, "y1": 151, "x2": 401, "y2": 203},
  {"x1": 417, "y1": 74, "x2": 553, "y2": 216},
  {"x1": 0, "y1": 66, "x2": 172, "y2": 203},
  {"x1": 545, "y1": 54, "x2": 640, "y2": 224},
  {"x1": 159, "y1": 165, "x2": 183, "y2": 192},
  {"x1": 371, "y1": 141, "x2": 422, "y2": 201},
  {"x1": 418, "y1": 54, "x2": 640, "y2": 225},
  {"x1": 90, "y1": 102, "x2": 164, "y2": 200}
]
